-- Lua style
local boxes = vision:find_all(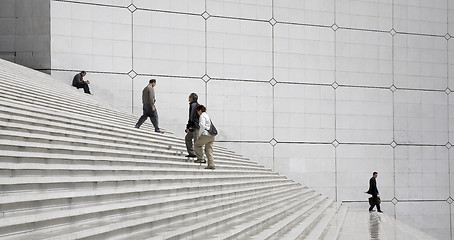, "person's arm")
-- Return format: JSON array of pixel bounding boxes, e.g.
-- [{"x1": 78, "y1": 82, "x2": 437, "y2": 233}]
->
[
  {"x1": 375, "y1": 179, "x2": 379, "y2": 195},
  {"x1": 186, "y1": 104, "x2": 196, "y2": 131},
  {"x1": 149, "y1": 87, "x2": 155, "y2": 110},
  {"x1": 198, "y1": 114, "x2": 206, "y2": 138},
  {"x1": 372, "y1": 178, "x2": 378, "y2": 194}
]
